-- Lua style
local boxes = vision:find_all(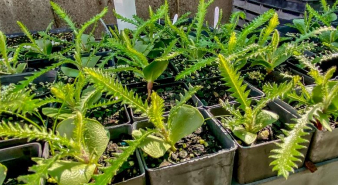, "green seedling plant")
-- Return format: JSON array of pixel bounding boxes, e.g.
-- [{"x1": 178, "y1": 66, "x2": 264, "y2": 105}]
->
[
  {"x1": 111, "y1": 1, "x2": 173, "y2": 54},
  {"x1": 84, "y1": 67, "x2": 205, "y2": 158},
  {"x1": 167, "y1": 0, "x2": 219, "y2": 80},
  {"x1": 10, "y1": 2, "x2": 109, "y2": 92},
  {"x1": 17, "y1": 22, "x2": 54, "y2": 60},
  {"x1": 175, "y1": 9, "x2": 277, "y2": 80},
  {"x1": 0, "y1": 77, "x2": 154, "y2": 185},
  {"x1": 270, "y1": 56, "x2": 338, "y2": 178},
  {"x1": 217, "y1": 54, "x2": 293, "y2": 145},
  {"x1": 0, "y1": 84, "x2": 58, "y2": 130},
  {"x1": 0, "y1": 30, "x2": 27, "y2": 75},
  {"x1": 42, "y1": 73, "x2": 120, "y2": 130},
  {"x1": 107, "y1": 29, "x2": 180, "y2": 99},
  {"x1": 248, "y1": 29, "x2": 315, "y2": 74}
]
